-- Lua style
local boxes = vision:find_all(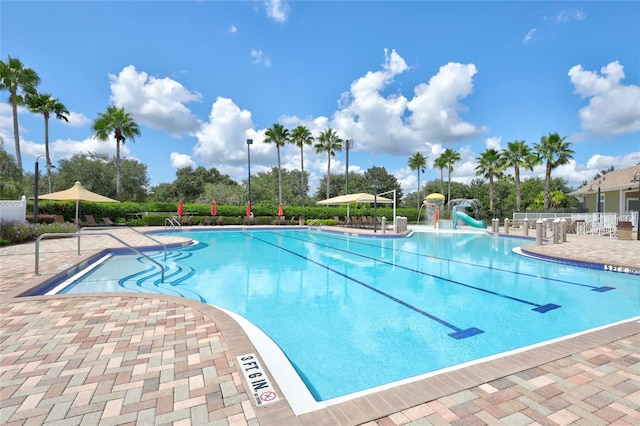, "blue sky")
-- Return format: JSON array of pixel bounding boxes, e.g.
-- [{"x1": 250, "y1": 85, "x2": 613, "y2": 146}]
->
[{"x1": 2, "y1": 0, "x2": 639, "y2": 196}]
